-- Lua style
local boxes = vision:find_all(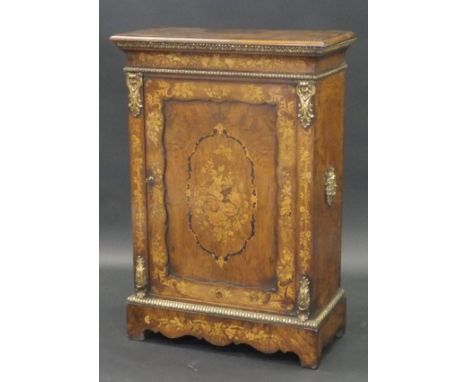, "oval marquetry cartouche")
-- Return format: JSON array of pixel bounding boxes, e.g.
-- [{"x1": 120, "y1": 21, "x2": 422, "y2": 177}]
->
[{"x1": 186, "y1": 123, "x2": 256, "y2": 266}]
